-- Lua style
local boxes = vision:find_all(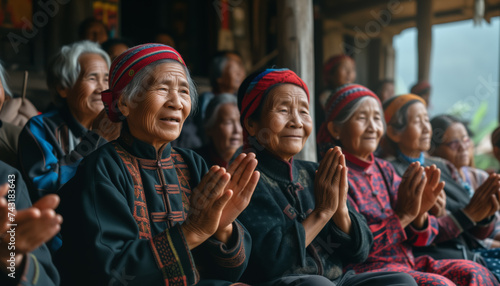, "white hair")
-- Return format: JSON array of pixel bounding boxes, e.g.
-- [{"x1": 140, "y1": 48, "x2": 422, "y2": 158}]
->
[
  {"x1": 0, "y1": 62, "x2": 12, "y2": 97},
  {"x1": 119, "y1": 59, "x2": 198, "y2": 114},
  {"x1": 47, "y1": 40, "x2": 110, "y2": 103}
]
